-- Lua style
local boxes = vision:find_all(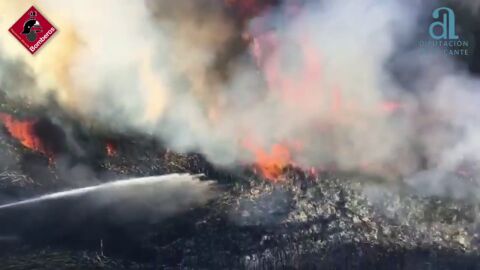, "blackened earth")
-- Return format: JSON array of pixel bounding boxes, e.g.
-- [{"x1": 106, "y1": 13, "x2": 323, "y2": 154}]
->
[{"x1": 0, "y1": 110, "x2": 479, "y2": 269}]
